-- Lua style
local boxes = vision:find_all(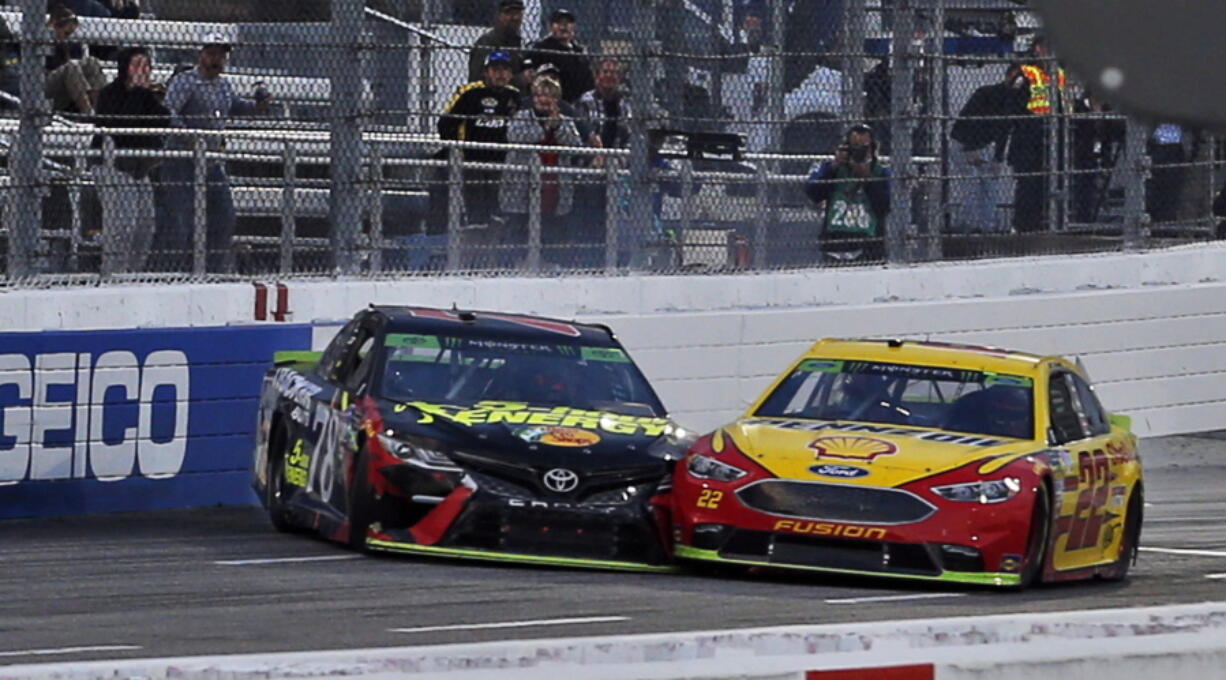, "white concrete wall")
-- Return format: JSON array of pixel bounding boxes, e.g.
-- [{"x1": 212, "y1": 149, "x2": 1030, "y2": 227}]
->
[
  {"x1": 8, "y1": 602, "x2": 1226, "y2": 680},
  {"x1": 9, "y1": 244, "x2": 1226, "y2": 437}
]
